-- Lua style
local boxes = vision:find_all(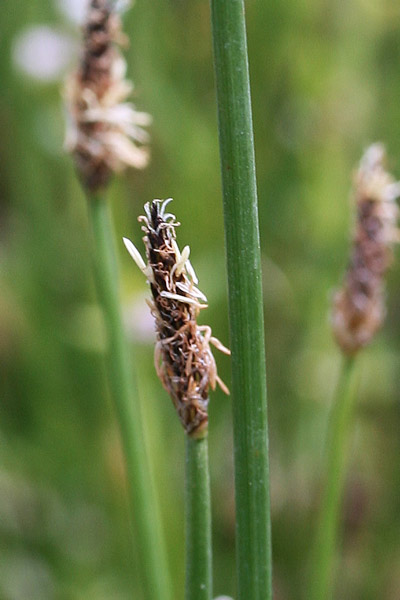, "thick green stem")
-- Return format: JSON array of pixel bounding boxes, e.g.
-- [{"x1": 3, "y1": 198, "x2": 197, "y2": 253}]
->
[
  {"x1": 88, "y1": 194, "x2": 171, "y2": 600},
  {"x1": 210, "y1": 2, "x2": 272, "y2": 599},
  {"x1": 309, "y1": 356, "x2": 358, "y2": 600},
  {"x1": 185, "y1": 435, "x2": 212, "y2": 600}
]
